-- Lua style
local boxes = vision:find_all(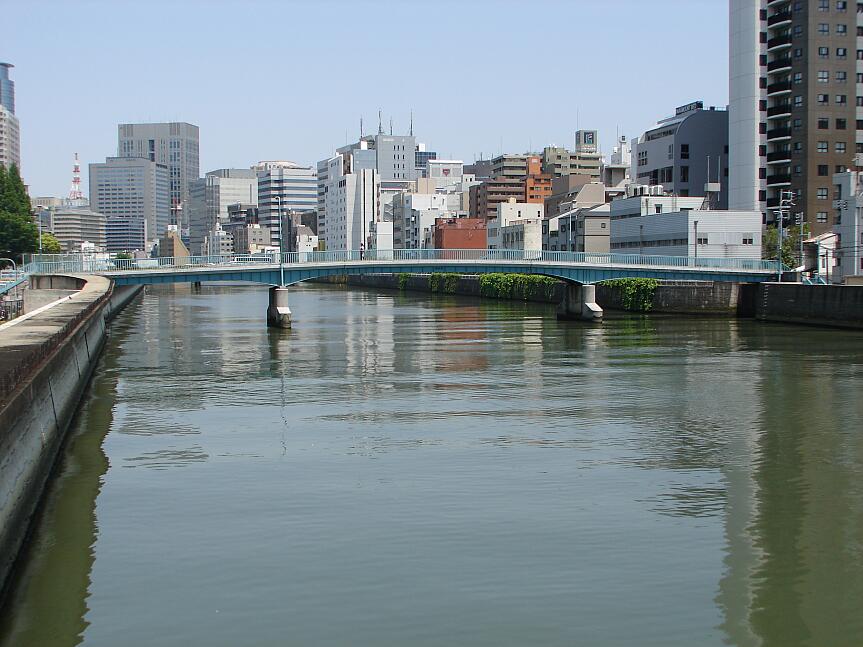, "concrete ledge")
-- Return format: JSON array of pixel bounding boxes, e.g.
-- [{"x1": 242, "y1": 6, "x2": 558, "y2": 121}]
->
[
  {"x1": 0, "y1": 275, "x2": 142, "y2": 600},
  {"x1": 756, "y1": 283, "x2": 863, "y2": 330}
]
